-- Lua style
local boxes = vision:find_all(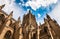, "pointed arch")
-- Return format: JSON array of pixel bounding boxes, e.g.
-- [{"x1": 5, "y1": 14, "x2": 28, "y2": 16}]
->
[{"x1": 4, "y1": 30, "x2": 12, "y2": 39}]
